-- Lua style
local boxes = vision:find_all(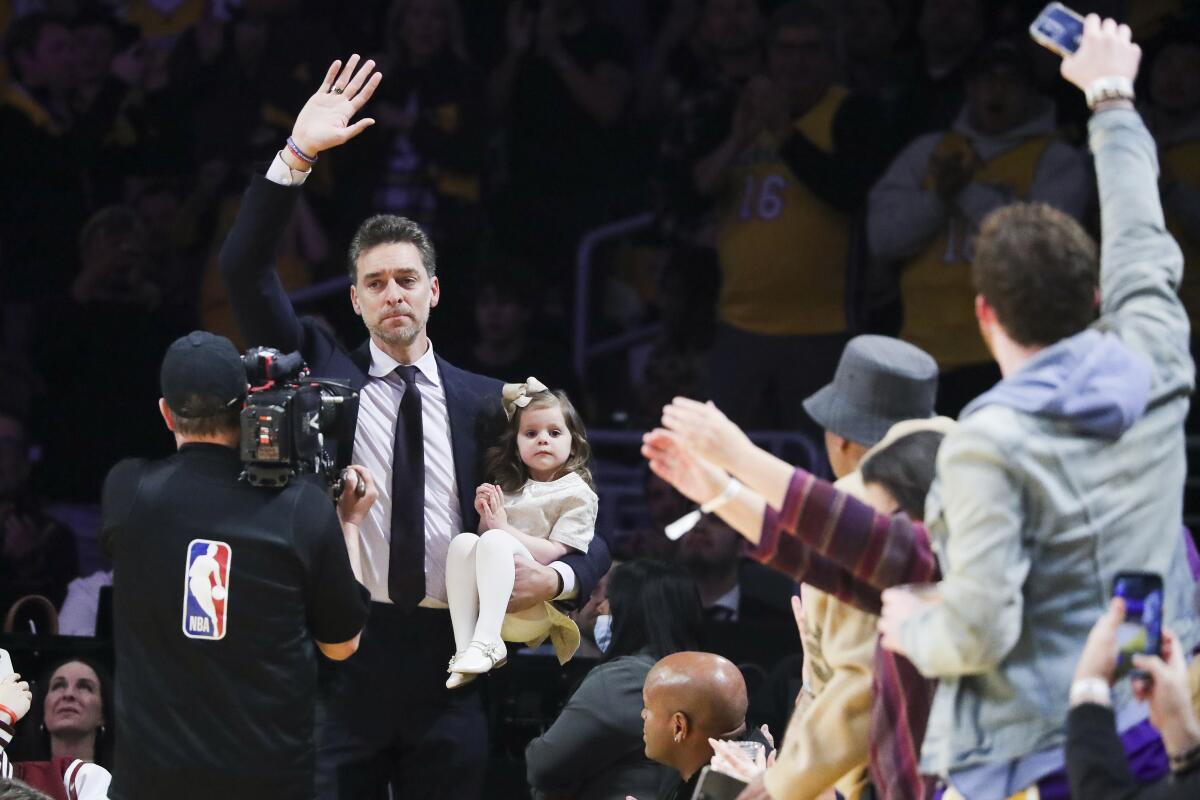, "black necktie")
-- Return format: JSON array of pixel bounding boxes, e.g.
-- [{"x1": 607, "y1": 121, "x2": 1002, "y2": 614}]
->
[{"x1": 389, "y1": 365, "x2": 425, "y2": 608}]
